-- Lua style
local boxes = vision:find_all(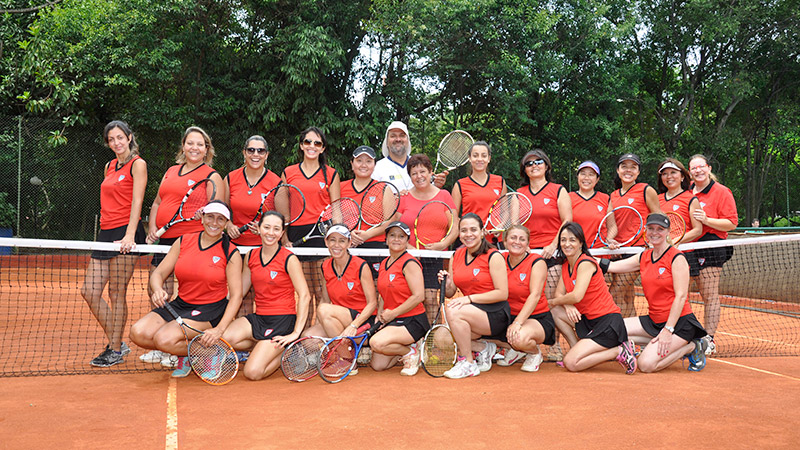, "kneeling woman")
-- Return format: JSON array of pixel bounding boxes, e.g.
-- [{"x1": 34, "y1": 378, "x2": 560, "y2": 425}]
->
[
  {"x1": 130, "y1": 201, "x2": 243, "y2": 377},
  {"x1": 549, "y1": 222, "x2": 637, "y2": 374},
  {"x1": 369, "y1": 222, "x2": 429, "y2": 376},
  {"x1": 439, "y1": 213, "x2": 509, "y2": 379},
  {"x1": 499, "y1": 225, "x2": 556, "y2": 372},
  {"x1": 221, "y1": 211, "x2": 311, "y2": 380},
  {"x1": 605, "y1": 213, "x2": 707, "y2": 372},
  {"x1": 302, "y1": 224, "x2": 378, "y2": 338}
]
